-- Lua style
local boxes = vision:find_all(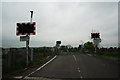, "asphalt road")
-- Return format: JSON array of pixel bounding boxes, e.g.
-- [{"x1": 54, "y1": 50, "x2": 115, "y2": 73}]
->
[{"x1": 21, "y1": 53, "x2": 119, "y2": 79}]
